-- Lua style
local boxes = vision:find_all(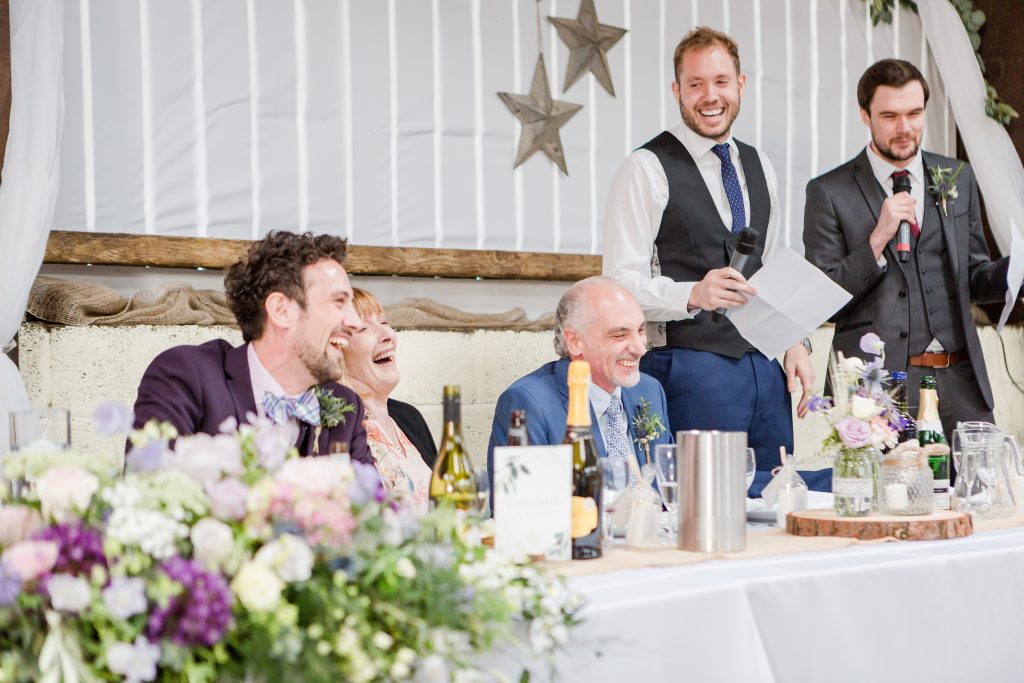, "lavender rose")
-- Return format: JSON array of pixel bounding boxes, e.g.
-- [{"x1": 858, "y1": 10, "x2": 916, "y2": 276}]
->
[
  {"x1": 92, "y1": 400, "x2": 135, "y2": 438},
  {"x1": 859, "y1": 333, "x2": 885, "y2": 356},
  {"x1": 836, "y1": 417, "x2": 872, "y2": 449}
]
